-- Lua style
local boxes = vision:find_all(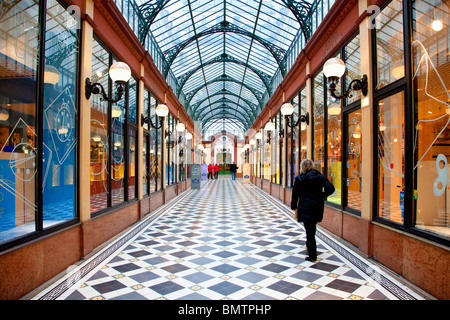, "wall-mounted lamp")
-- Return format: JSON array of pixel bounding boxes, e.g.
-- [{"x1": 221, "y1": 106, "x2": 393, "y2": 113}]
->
[
  {"x1": 176, "y1": 122, "x2": 185, "y2": 132},
  {"x1": 141, "y1": 104, "x2": 169, "y2": 129},
  {"x1": 323, "y1": 57, "x2": 368, "y2": 100},
  {"x1": 280, "y1": 102, "x2": 310, "y2": 128},
  {"x1": 85, "y1": 61, "x2": 131, "y2": 102}
]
